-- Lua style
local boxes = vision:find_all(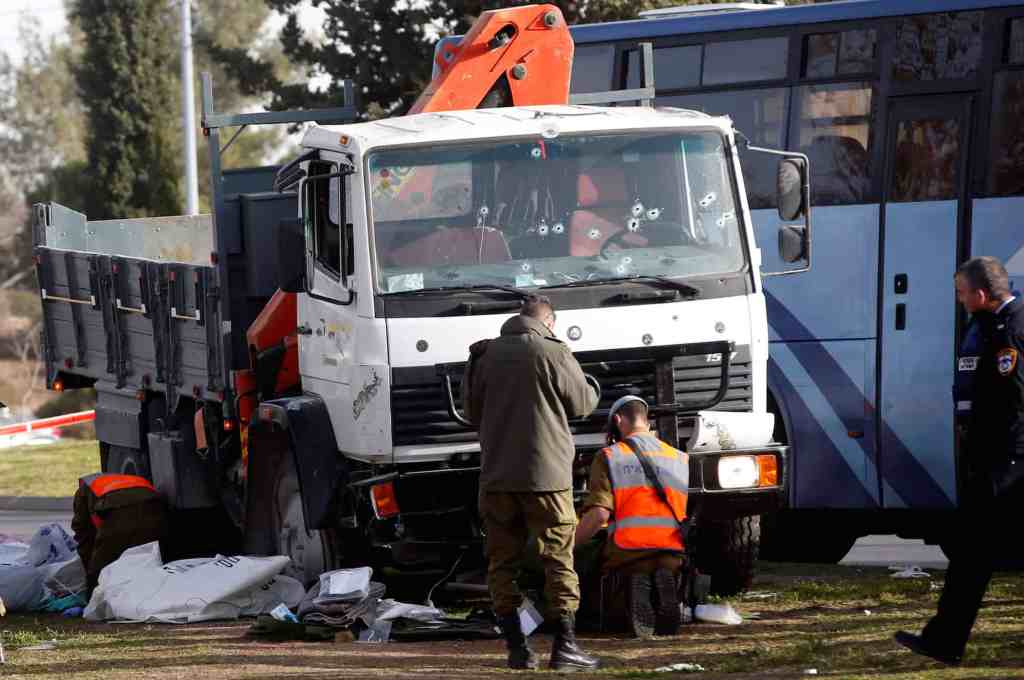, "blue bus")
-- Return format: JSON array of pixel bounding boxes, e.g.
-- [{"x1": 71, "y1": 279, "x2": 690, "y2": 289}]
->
[{"x1": 566, "y1": 0, "x2": 1024, "y2": 561}]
